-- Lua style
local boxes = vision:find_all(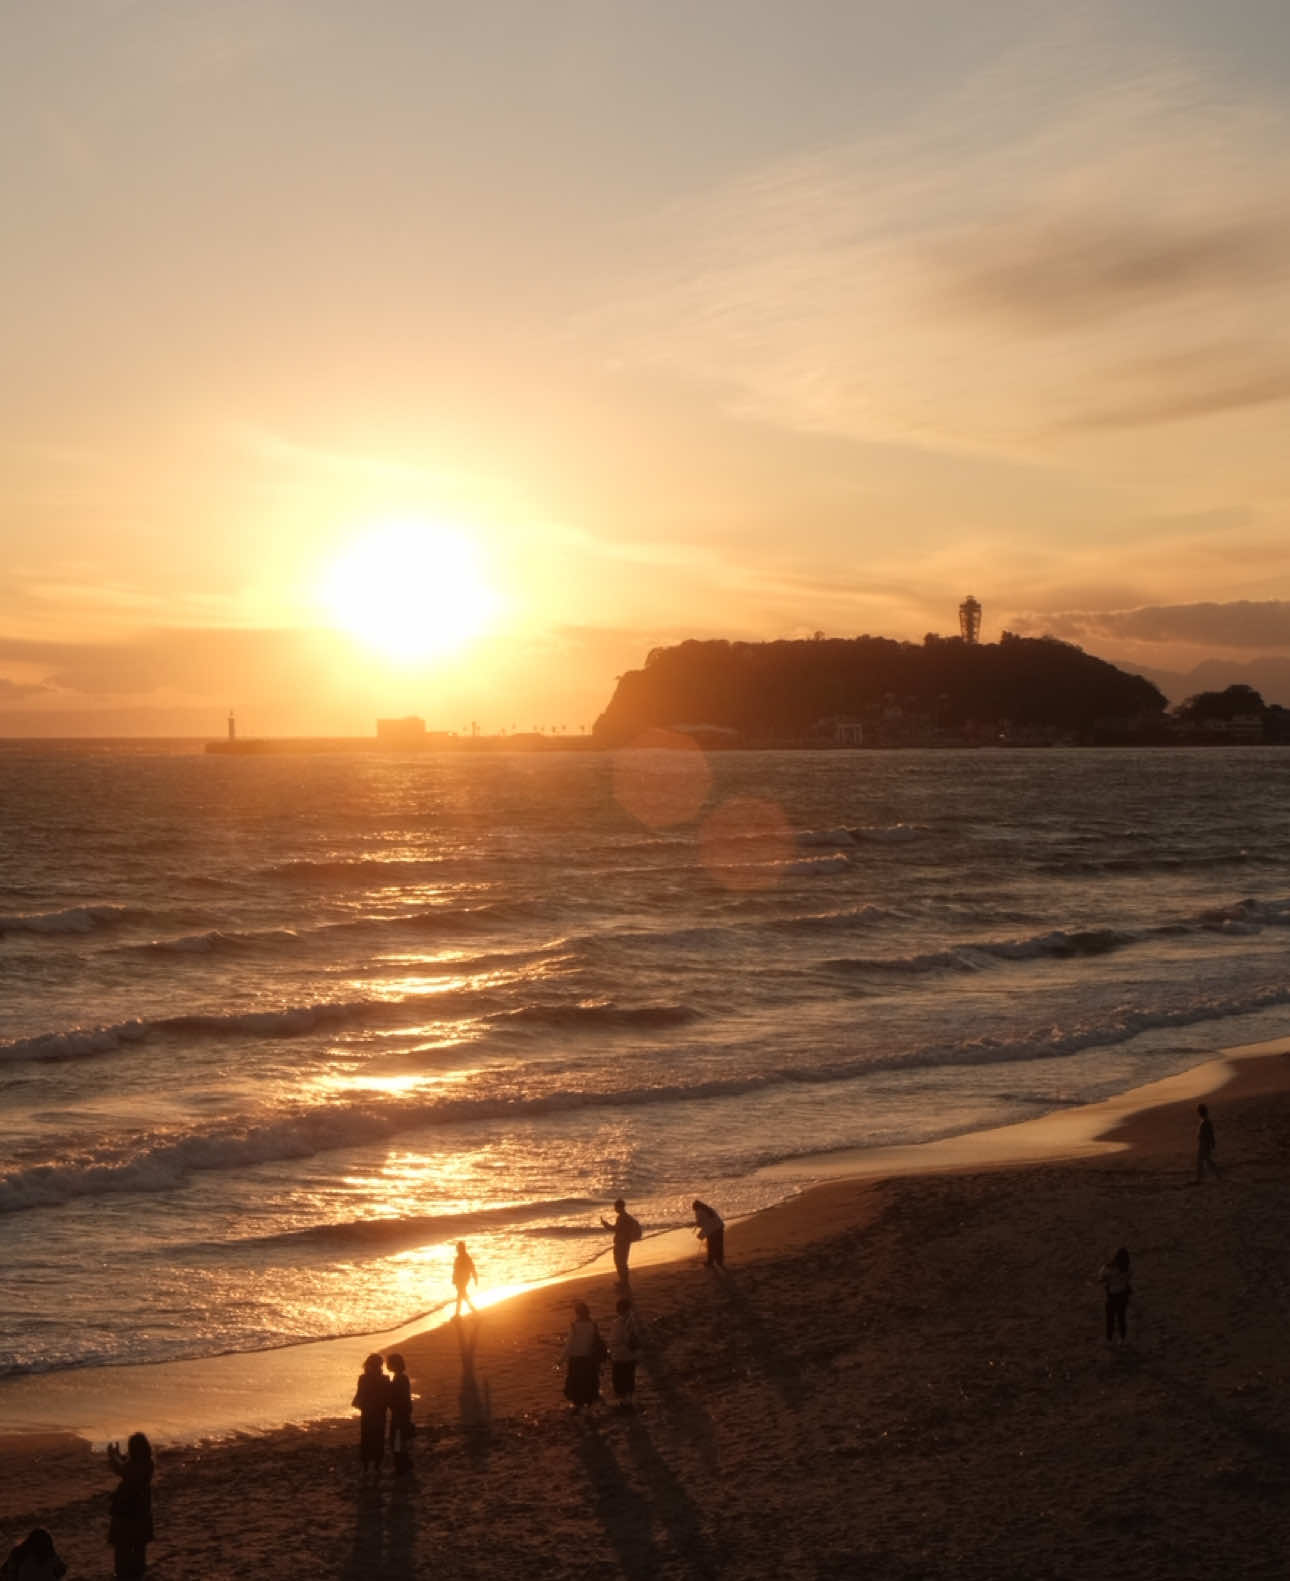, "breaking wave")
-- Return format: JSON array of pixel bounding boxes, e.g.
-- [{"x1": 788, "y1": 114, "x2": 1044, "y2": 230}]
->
[
  {"x1": 8, "y1": 976, "x2": 1290, "y2": 1214},
  {"x1": 0, "y1": 904, "x2": 140, "y2": 936}
]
